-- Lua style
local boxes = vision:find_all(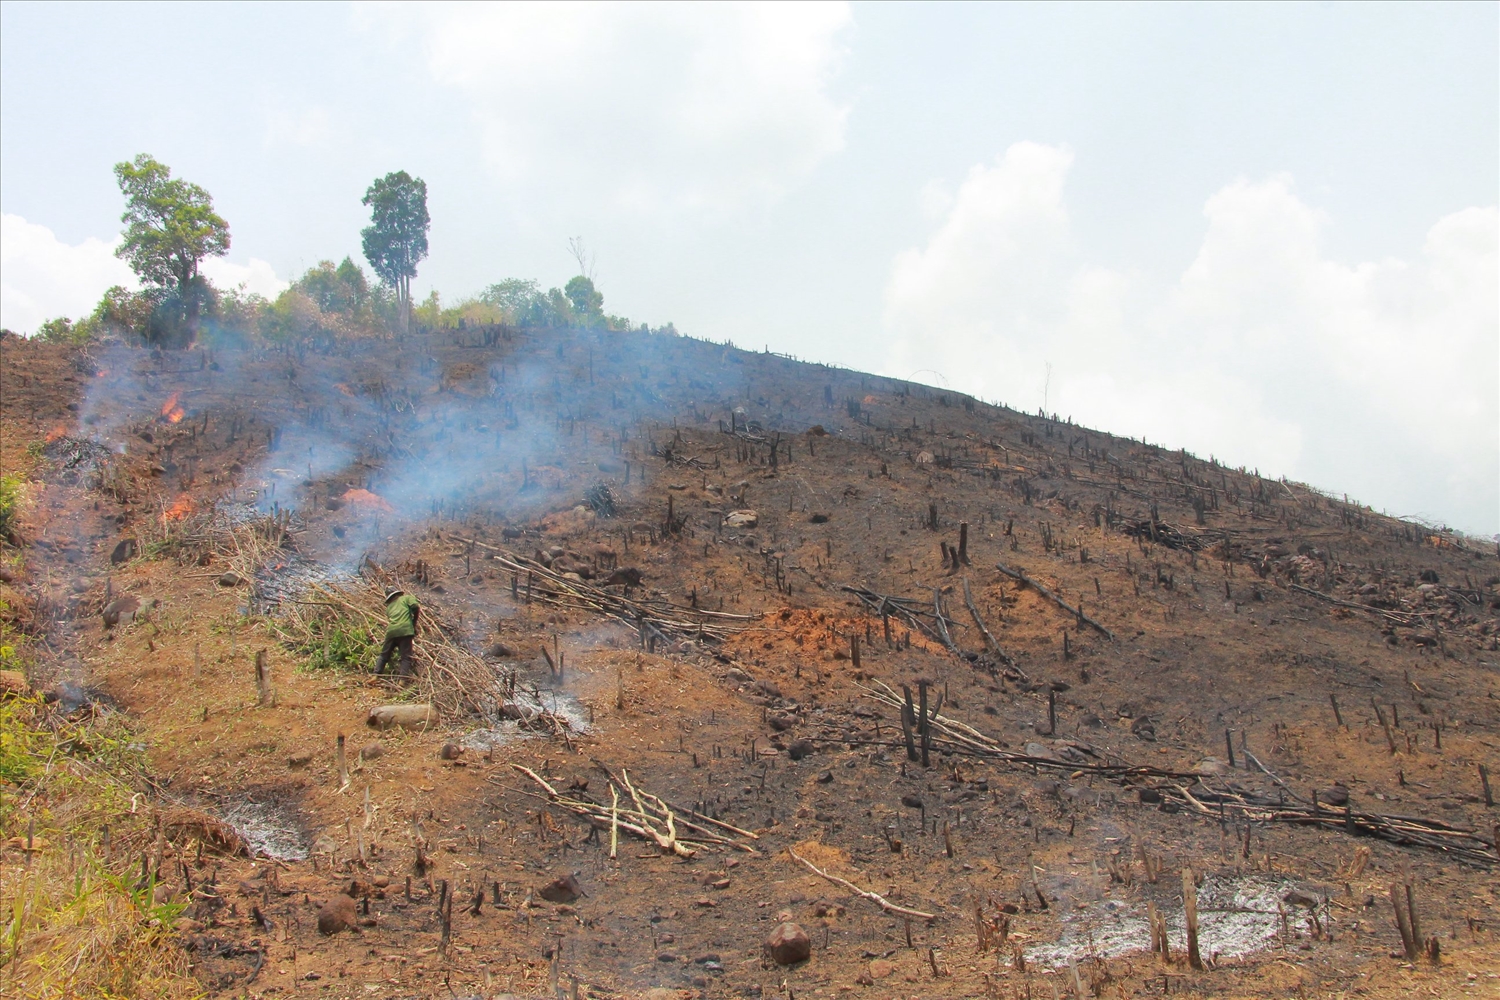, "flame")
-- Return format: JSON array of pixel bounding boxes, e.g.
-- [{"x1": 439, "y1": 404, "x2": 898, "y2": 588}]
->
[
  {"x1": 162, "y1": 495, "x2": 196, "y2": 523},
  {"x1": 341, "y1": 488, "x2": 394, "y2": 513},
  {"x1": 161, "y1": 392, "x2": 181, "y2": 417},
  {"x1": 45, "y1": 424, "x2": 68, "y2": 443},
  {"x1": 166, "y1": 406, "x2": 185, "y2": 423}
]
